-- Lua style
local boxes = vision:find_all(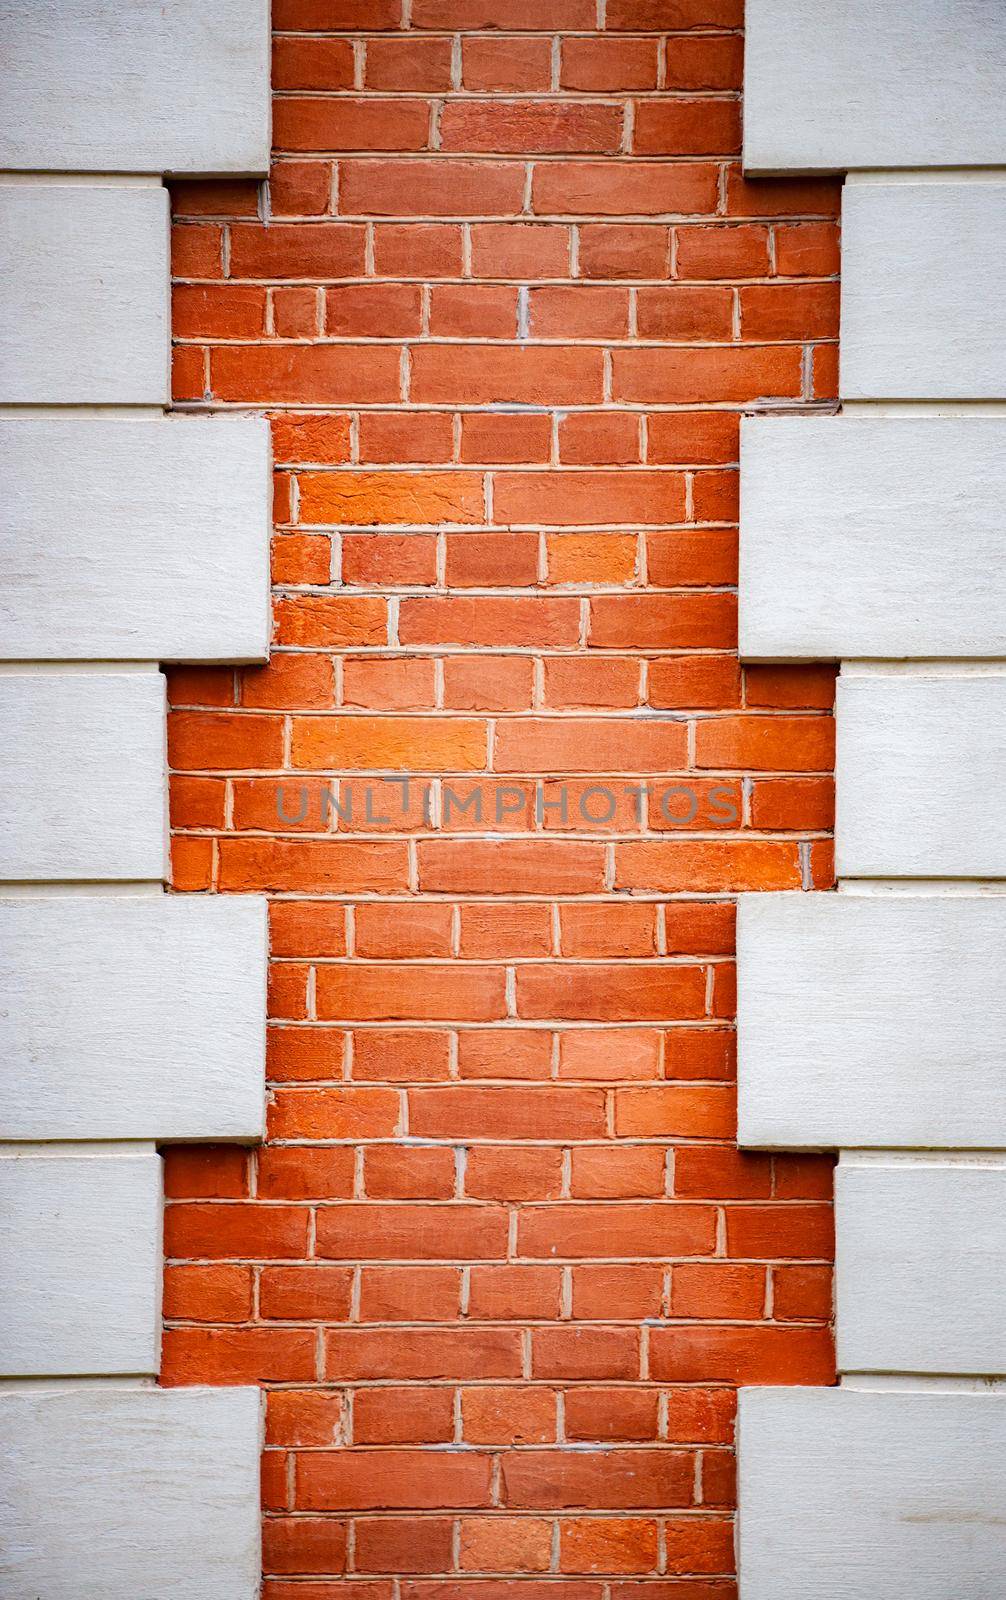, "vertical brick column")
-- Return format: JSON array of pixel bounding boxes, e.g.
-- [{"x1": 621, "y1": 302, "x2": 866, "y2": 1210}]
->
[{"x1": 164, "y1": 3, "x2": 841, "y2": 1594}]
